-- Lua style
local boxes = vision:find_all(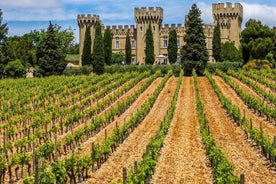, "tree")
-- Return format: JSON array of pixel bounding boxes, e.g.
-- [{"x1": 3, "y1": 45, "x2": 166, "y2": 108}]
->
[
  {"x1": 181, "y1": 4, "x2": 208, "y2": 76},
  {"x1": 0, "y1": 9, "x2": 8, "y2": 78},
  {"x1": 125, "y1": 30, "x2": 132, "y2": 64},
  {"x1": 104, "y1": 27, "x2": 112, "y2": 65},
  {"x1": 4, "y1": 59, "x2": 25, "y2": 78},
  {"x1": 82, "y1": 25, "x2": 92, "y2": 66},
  {"x1": 111, "y1": 52, "x2": 125, "y2": 64},
  {"x1": 37, "y1": 21, "x2": 67, "y2": 76},
  {"x1": 272, "y1": 28, "x2": 276, "y2": 63},
  {"x1": 241, "y1": 19, "x2": 274, "y2": 63},
  {"x1": 220, "y1": 42, "x2": 242, "y2": 62},
  {"x1": 92, "y1": 21, "x2": 104, "y2": 74},
  {"x1": 212, "y1": 22, "x2": 221, "y2": 61},
  {"x1": 145, "y1": 24, "x2": 154, "y2": 64},
  {"x1": 168, "y1": 29, "x2": 178, "y2": 64}
]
